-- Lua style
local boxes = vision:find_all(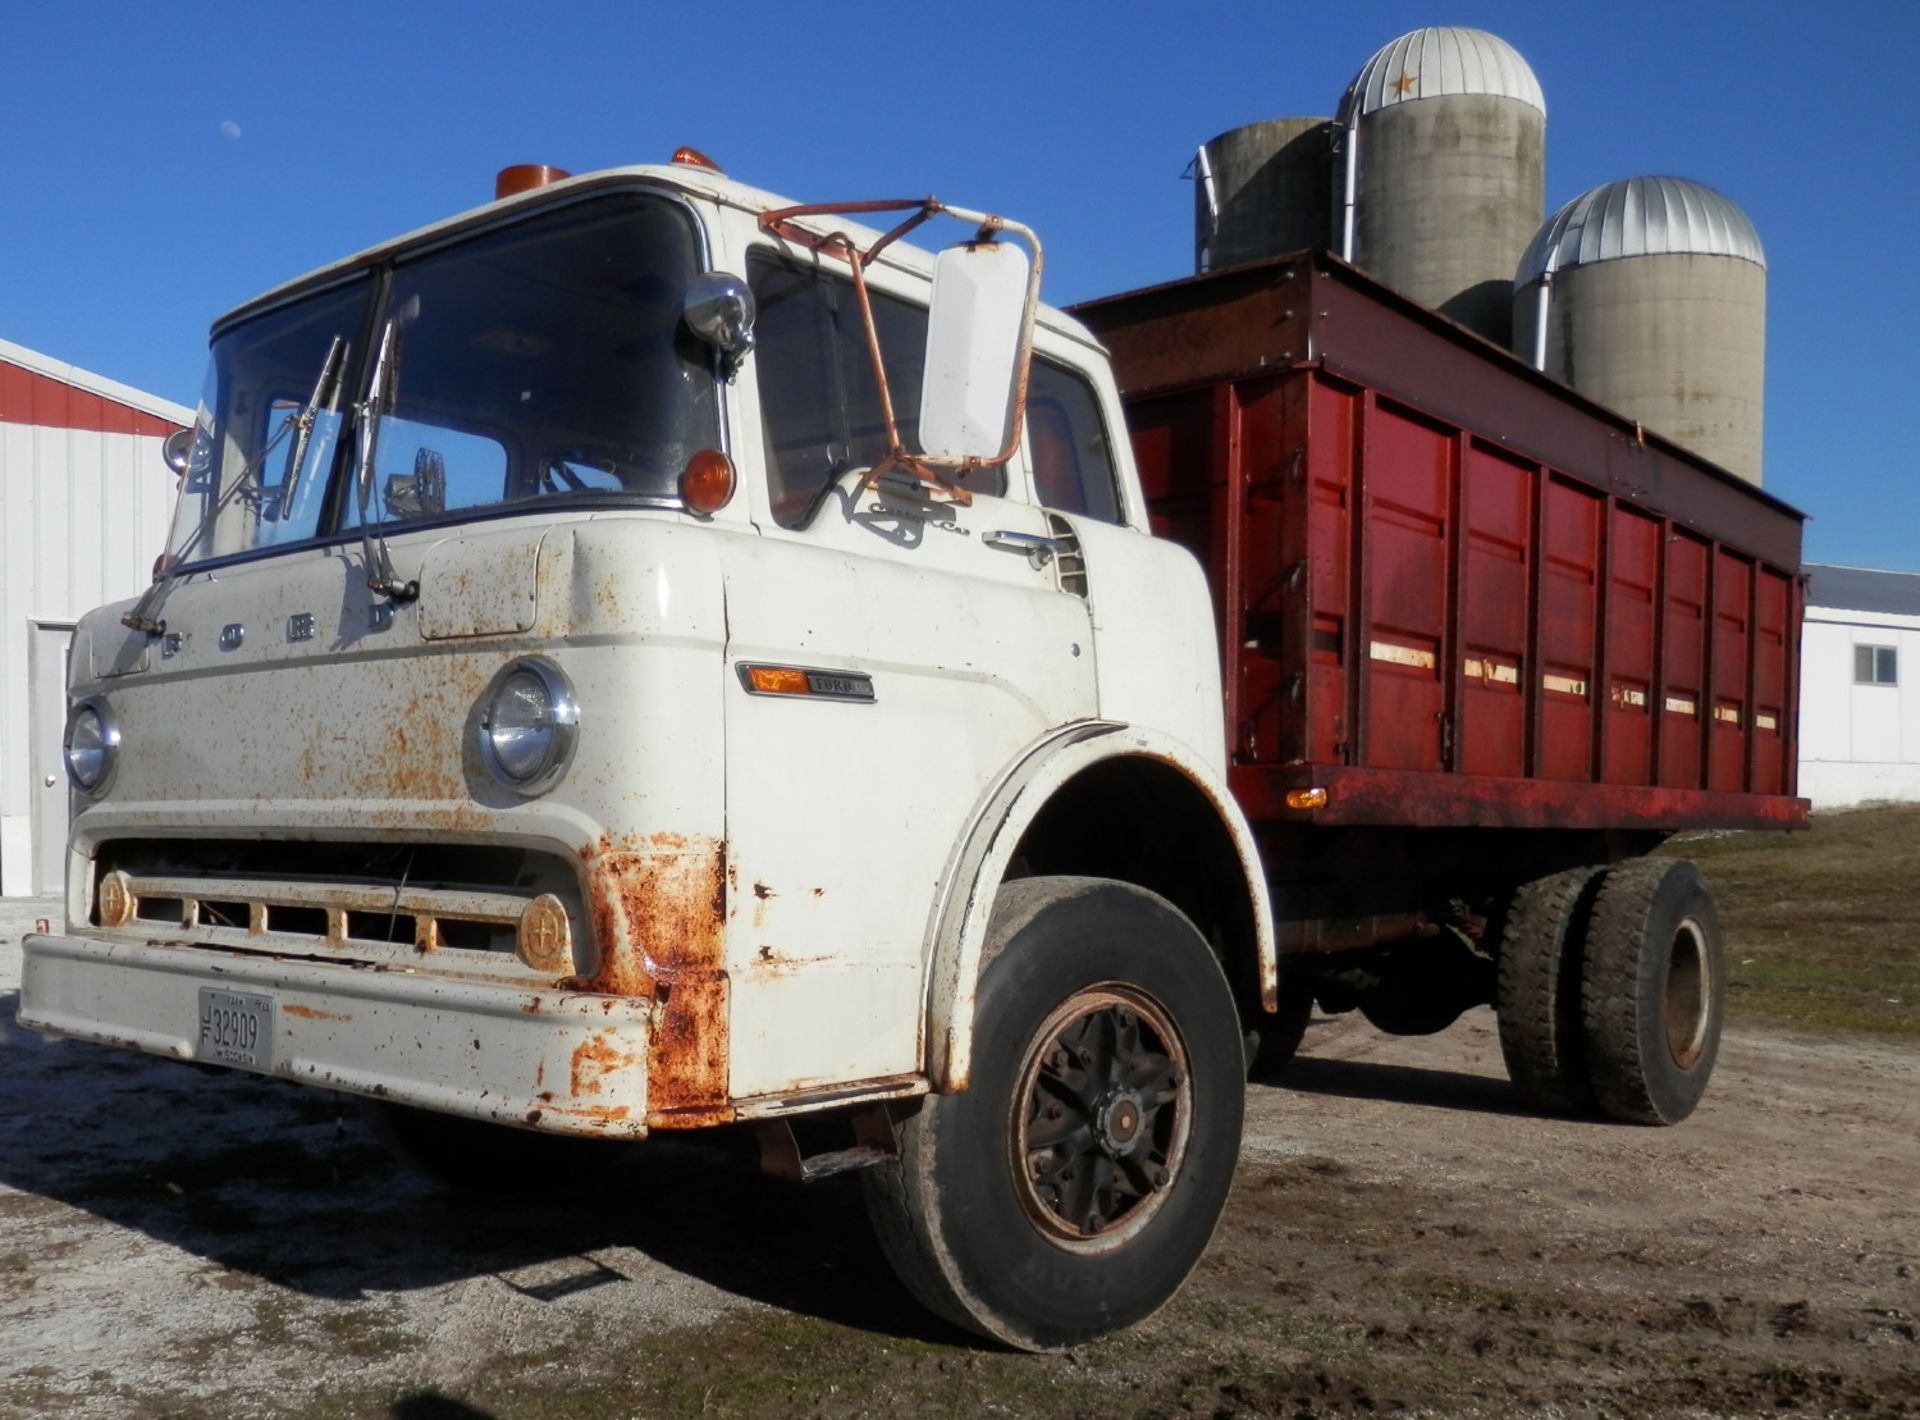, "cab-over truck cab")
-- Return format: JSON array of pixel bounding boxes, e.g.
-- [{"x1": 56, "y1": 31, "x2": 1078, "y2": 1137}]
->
[{"x1": 20, "y1": 158, "x2": 1275, "y2": 1349}]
